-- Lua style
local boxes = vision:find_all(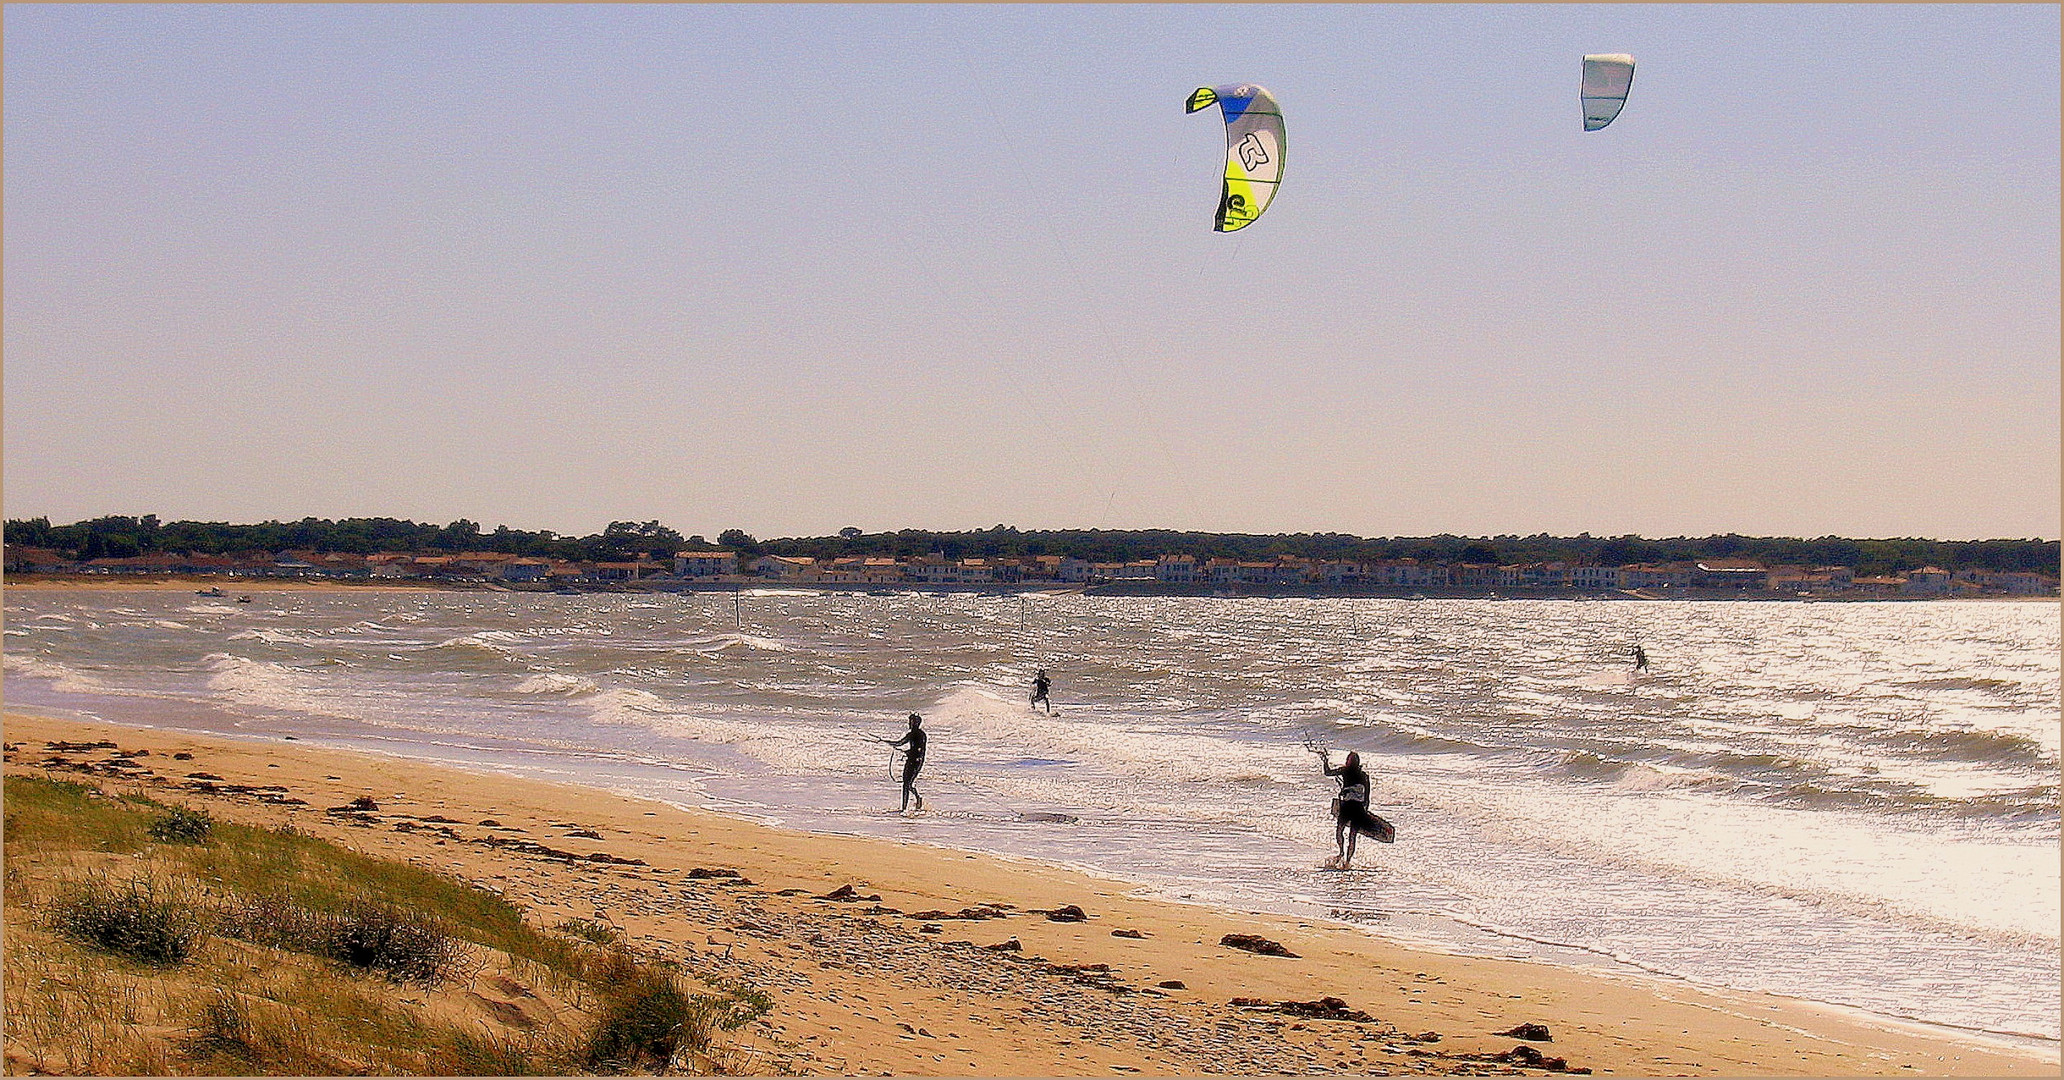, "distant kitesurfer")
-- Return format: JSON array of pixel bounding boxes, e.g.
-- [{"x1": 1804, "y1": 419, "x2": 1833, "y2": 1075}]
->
[
  {"x1": 890, "y1": 713, "x2": 926, "y2": 813},
  {"x1": 1031, "y1": 669, "x2": 1052, "y2": 714},
  {"x1": 1319, "y1": 749, "x2": 1384, "y2": 869},
  {"x1": 1632, "y1": 645, "x2": 1649, "y2": 671}
]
